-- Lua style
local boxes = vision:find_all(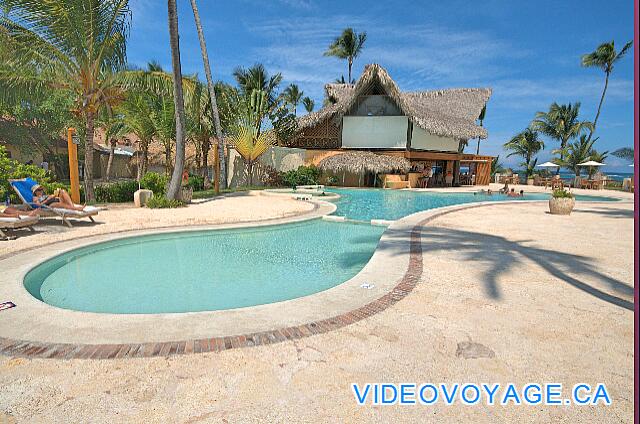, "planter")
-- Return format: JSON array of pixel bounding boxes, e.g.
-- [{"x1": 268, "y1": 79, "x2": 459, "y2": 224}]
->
[
  {"x1": 548, "y1": 197, "x2": 575, "y2": 215},
  {"x1": 181, "y1": 186, "x2": 193, "y2": 204},
  {"x1": 527, "y1": 178, "x2": 534, "y2": 186}
]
